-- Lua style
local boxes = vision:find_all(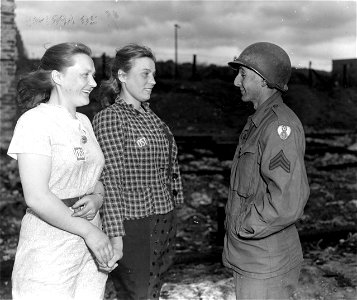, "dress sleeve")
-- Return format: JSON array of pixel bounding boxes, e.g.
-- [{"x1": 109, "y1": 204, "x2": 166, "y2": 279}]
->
[
  {"x1": 93, "y1": 108, "x2": 125, "y2": 237},
  {"x1": 7, "y1": 111, "x2": 51, "y2": 160},
  {"x1": 238, "y1": 121, "x2": 310, "y2": 239}
]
